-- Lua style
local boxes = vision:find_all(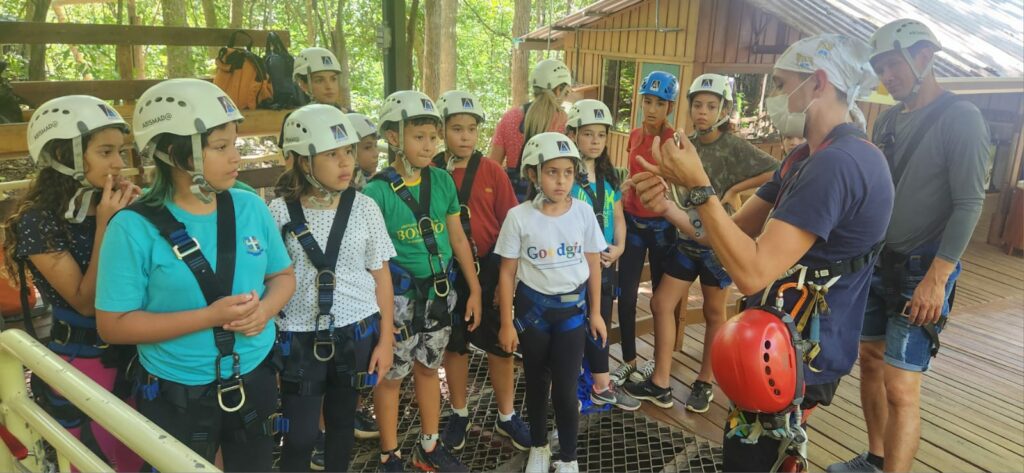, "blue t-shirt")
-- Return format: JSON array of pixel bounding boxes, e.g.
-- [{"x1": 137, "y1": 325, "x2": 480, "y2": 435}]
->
[
  {"x1": 571, "y1": 179, "x2": 621, "y2": 245},
  {"x1": 95, "y1": 189, "x2": 292, "y2": 385},
  {"x1": 755, "y1": 123, "x2": 894, "y2": 385}
]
